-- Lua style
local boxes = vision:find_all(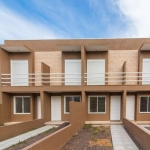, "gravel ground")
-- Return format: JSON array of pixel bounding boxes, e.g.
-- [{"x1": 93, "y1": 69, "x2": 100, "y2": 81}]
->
[
  {"x1": 61, "y1": 125, "x2": 113, "y2": 150},
  {"x1": 5, "y1": 122, "x2": 69, "y2": 150},
  {"x1": 124, "y1": 127, "x2": 145, "y2": 150}
]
